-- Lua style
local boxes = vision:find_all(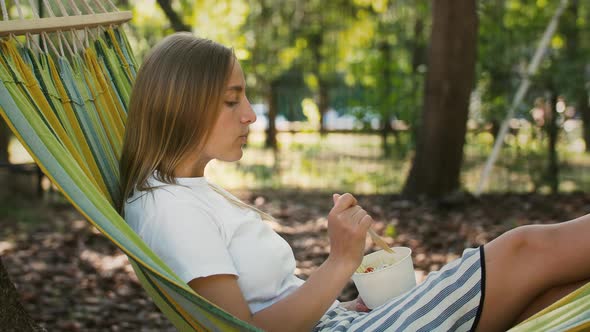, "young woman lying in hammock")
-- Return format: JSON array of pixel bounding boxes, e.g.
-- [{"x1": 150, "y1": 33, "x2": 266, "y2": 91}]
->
[{"x1": 118, "y1": 32, "x2": 590, "y2": 332}]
